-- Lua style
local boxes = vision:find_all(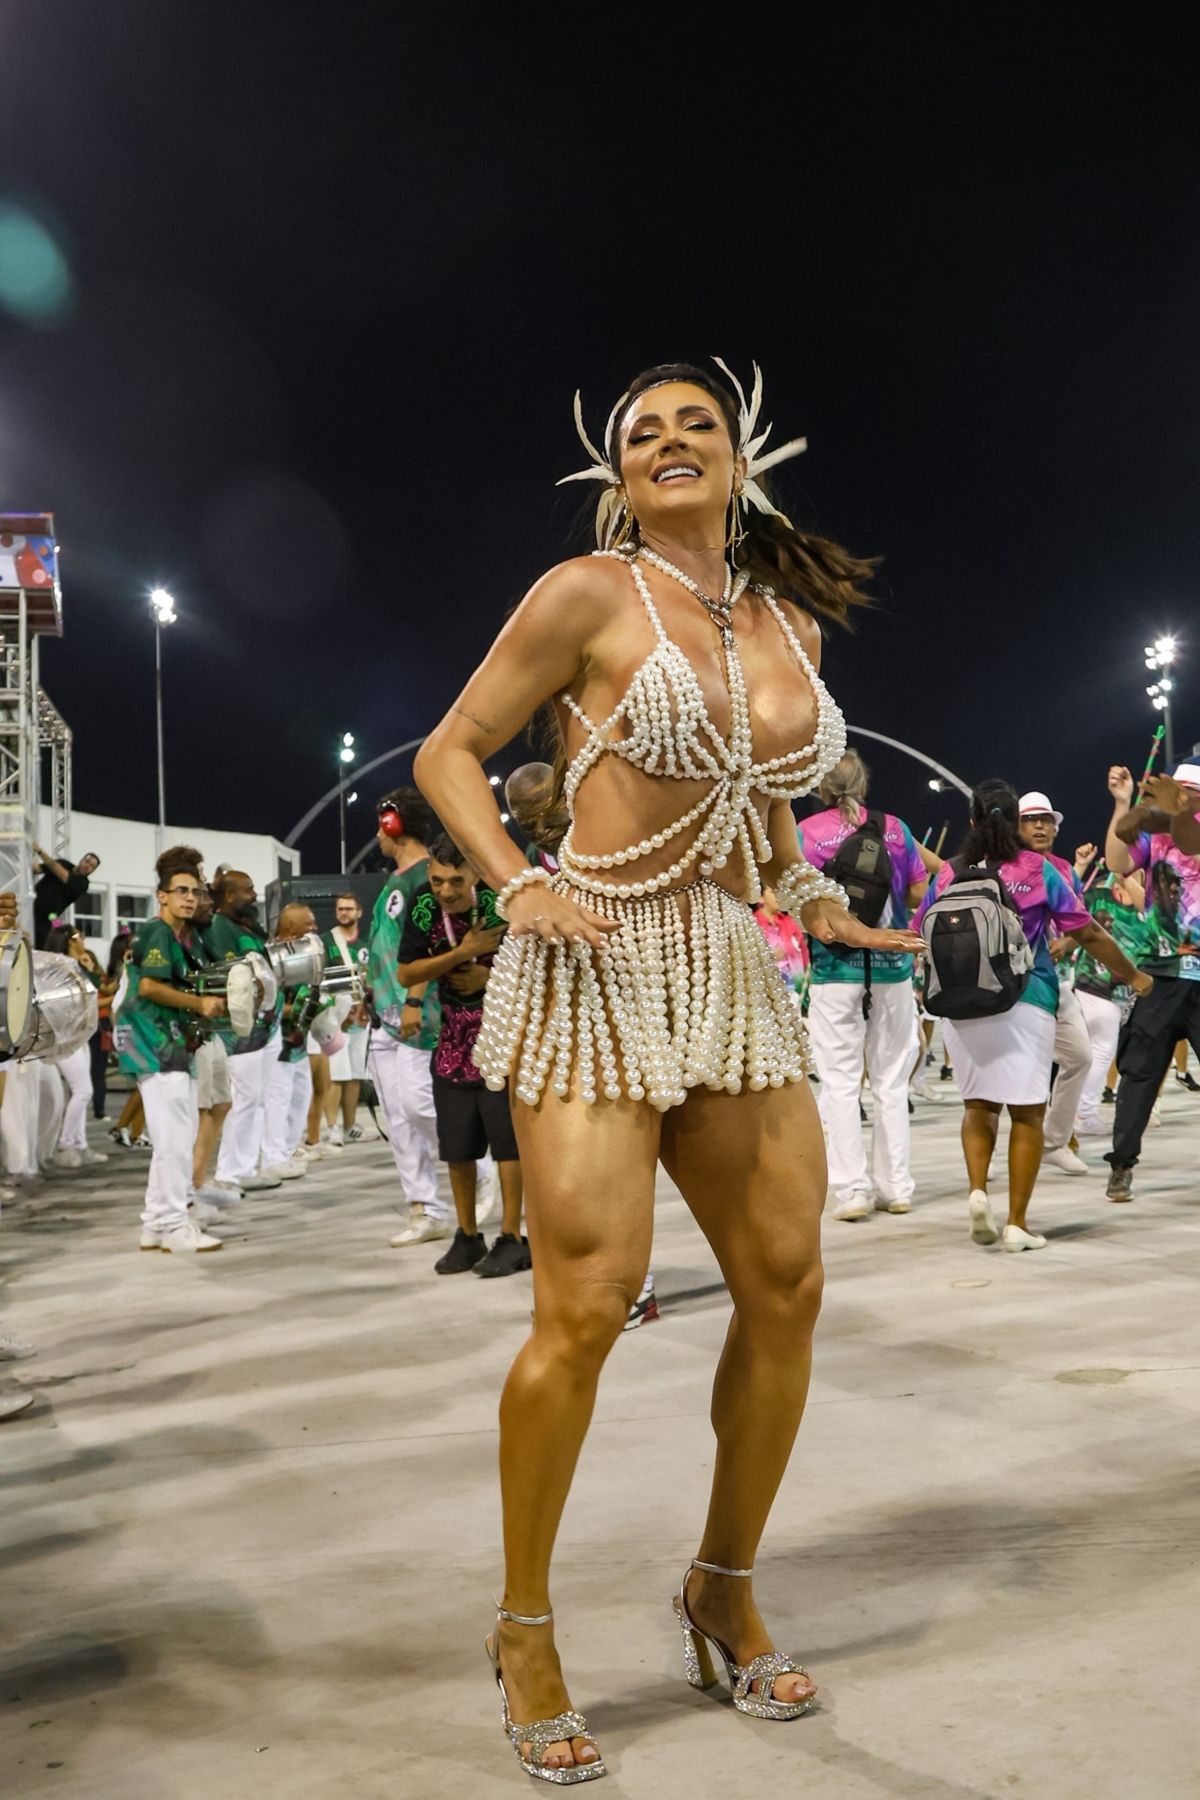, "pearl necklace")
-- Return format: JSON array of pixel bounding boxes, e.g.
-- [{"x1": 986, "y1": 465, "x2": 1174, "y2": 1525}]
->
[{"x1": 638, "y1": 546, "x2": 737, "y2": 642}]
